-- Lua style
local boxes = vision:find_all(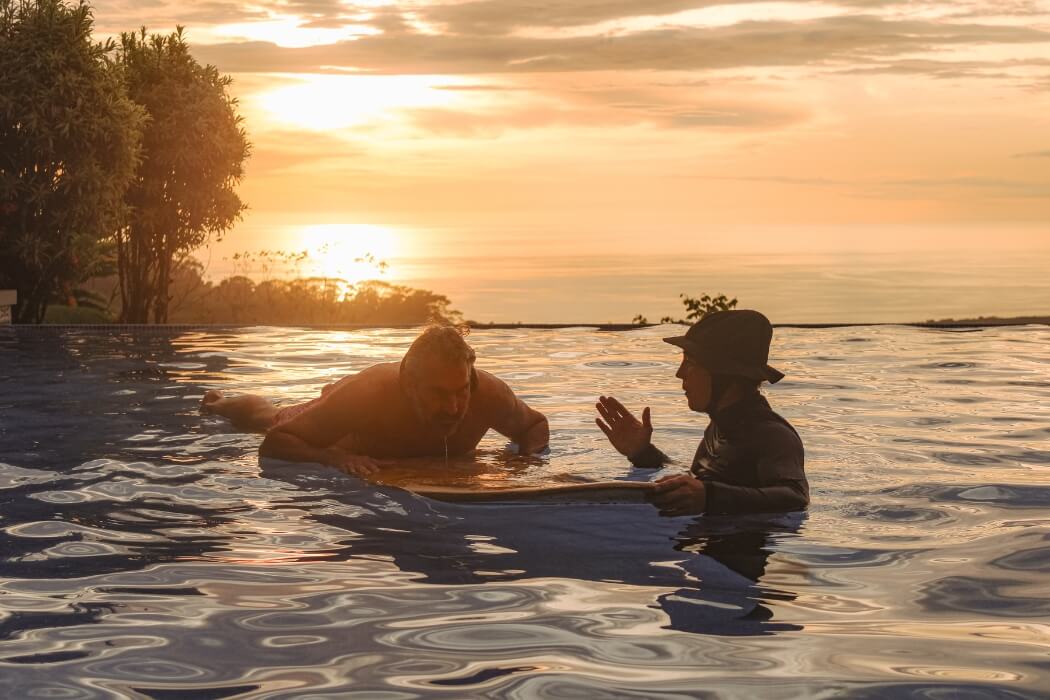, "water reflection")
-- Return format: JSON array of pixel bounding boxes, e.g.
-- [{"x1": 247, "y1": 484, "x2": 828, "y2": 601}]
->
[
  {"x1": 259, "y1": 461, "x2": 806, "y2": 637},
  {"x1": 2, "y1": 325, "x2": 1049, "y2": 697},
  {"x1": 658, "y1": 517, "x2": 805, "y2": 635}
]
